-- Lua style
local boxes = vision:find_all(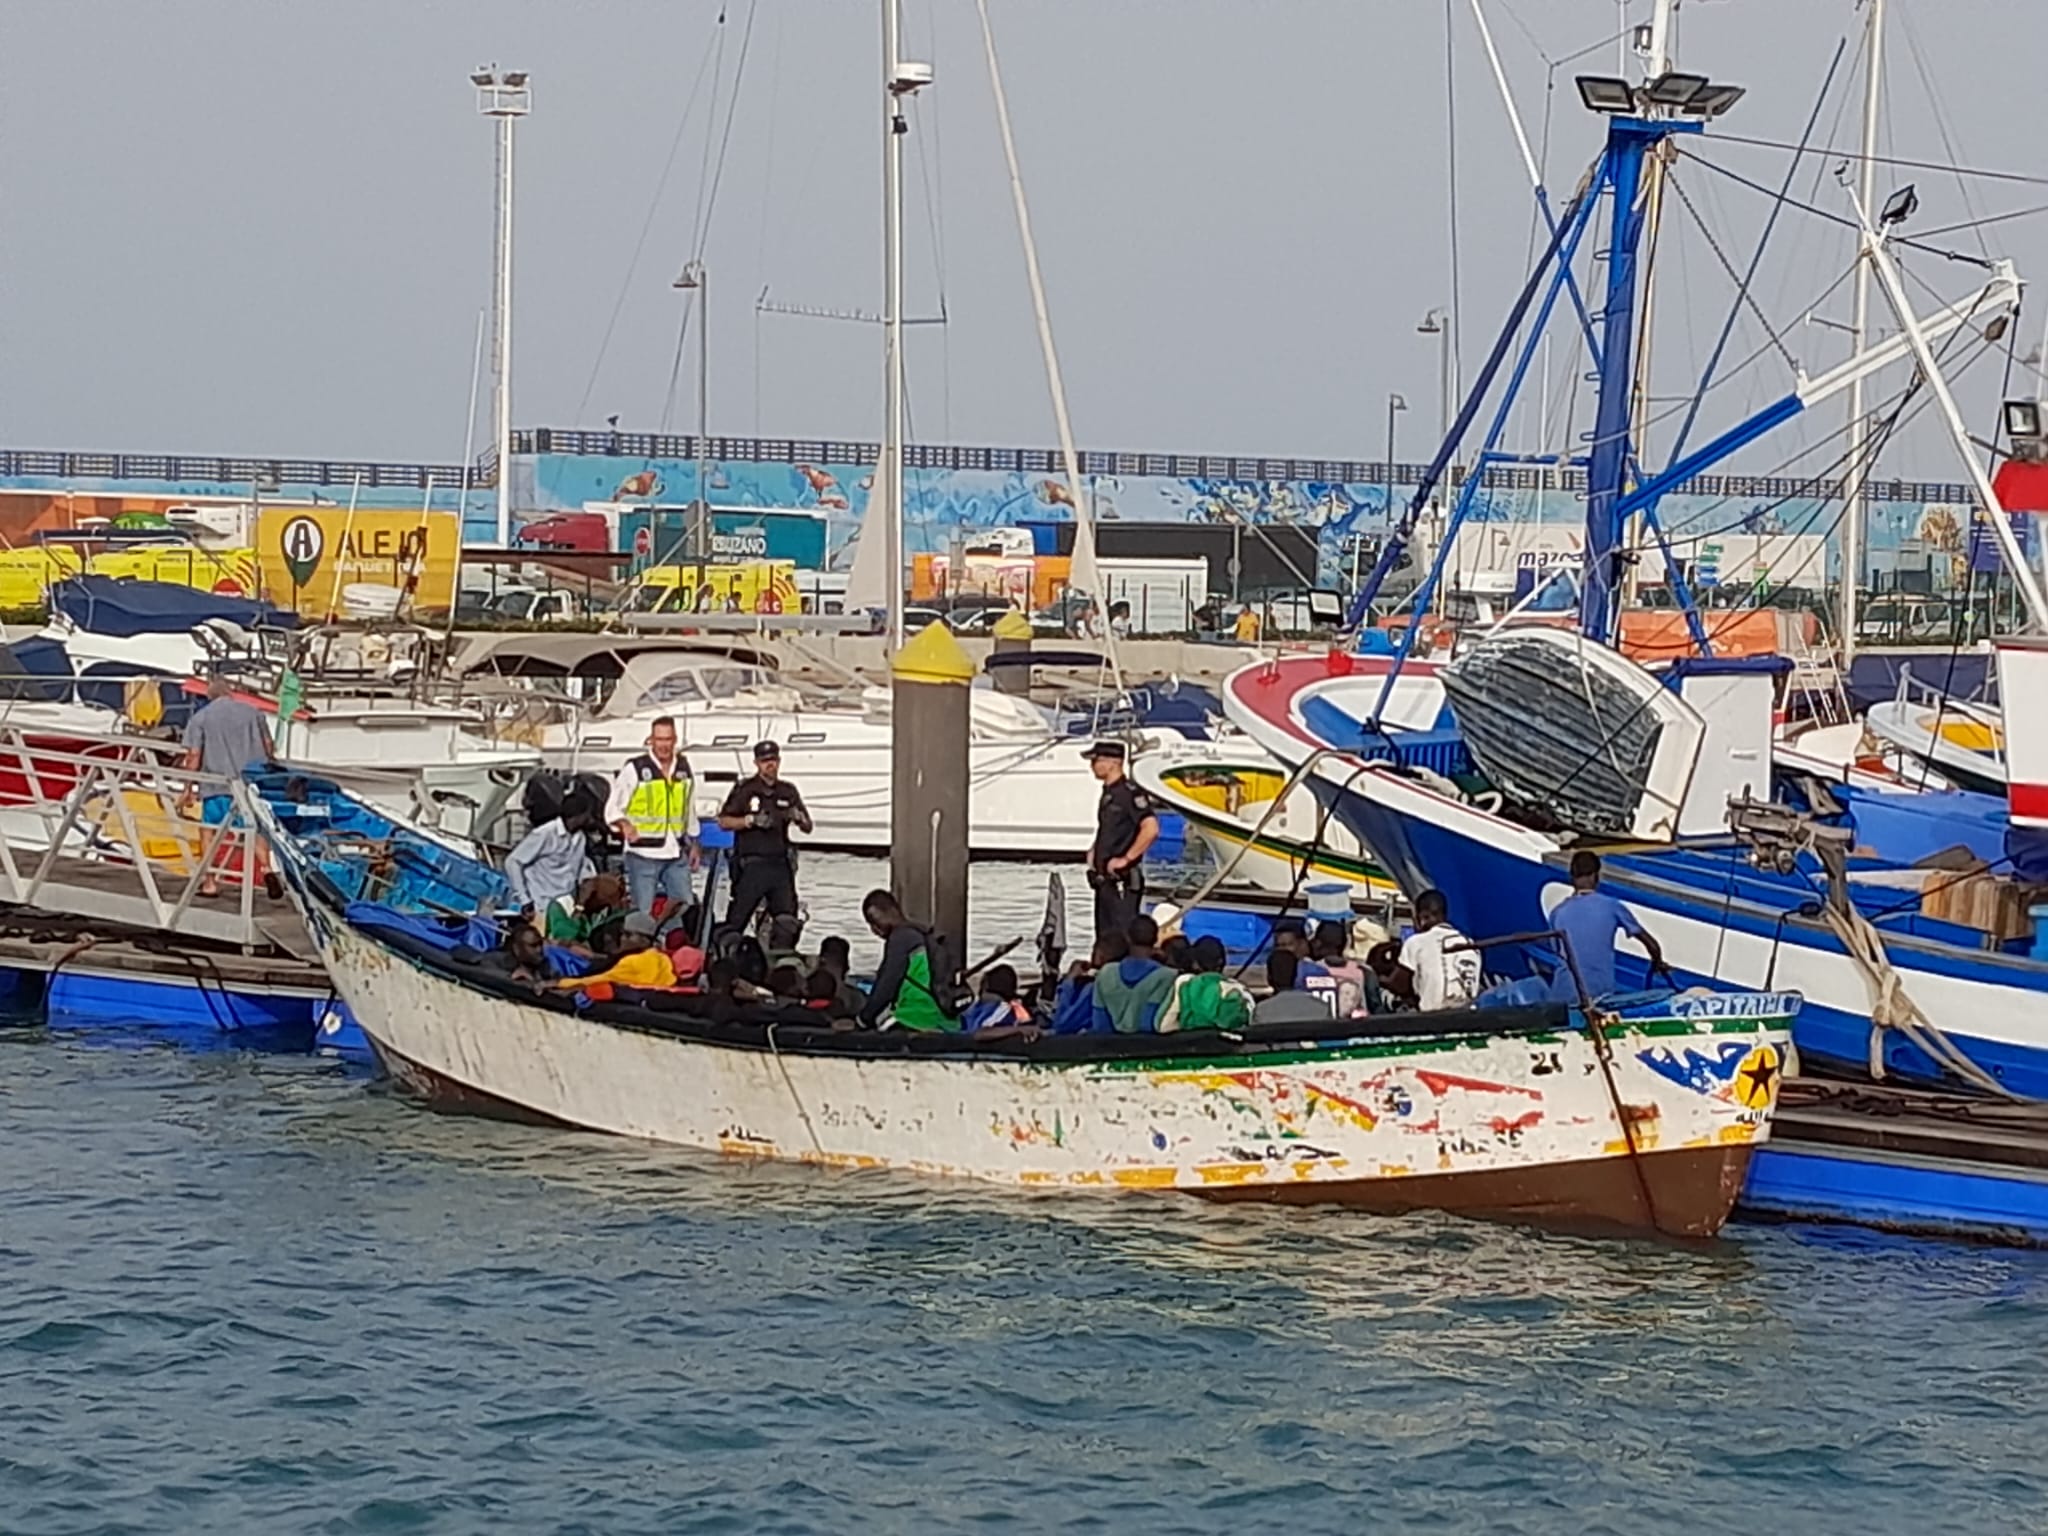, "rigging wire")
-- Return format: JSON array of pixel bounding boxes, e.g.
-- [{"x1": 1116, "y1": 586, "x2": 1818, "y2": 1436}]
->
[
  {"x1": 574, "y1": 13, "x2": 726, "y2": 421},
  {"x1": 661, "y1": 0, "x2": 761, "y2": 437},
  {"x1": 1704, "y1": 133, "x2": 2048, "y2": 190},
  {"x1": 1675, "y1": 148, "x2": 1996, "y2": 271},
  {"x1": 1444, "y1": 0, "x2": 1464, "y2": 414},
  {"x1": 694, "y1": 0, "x2": 762, "y2": 264},
  {"x1": 751, "y1": 4, "x2": 785, "y2": 435},
  {"x1": 1892, "y1": 0, "x2": 1992, "y2": 265}
]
